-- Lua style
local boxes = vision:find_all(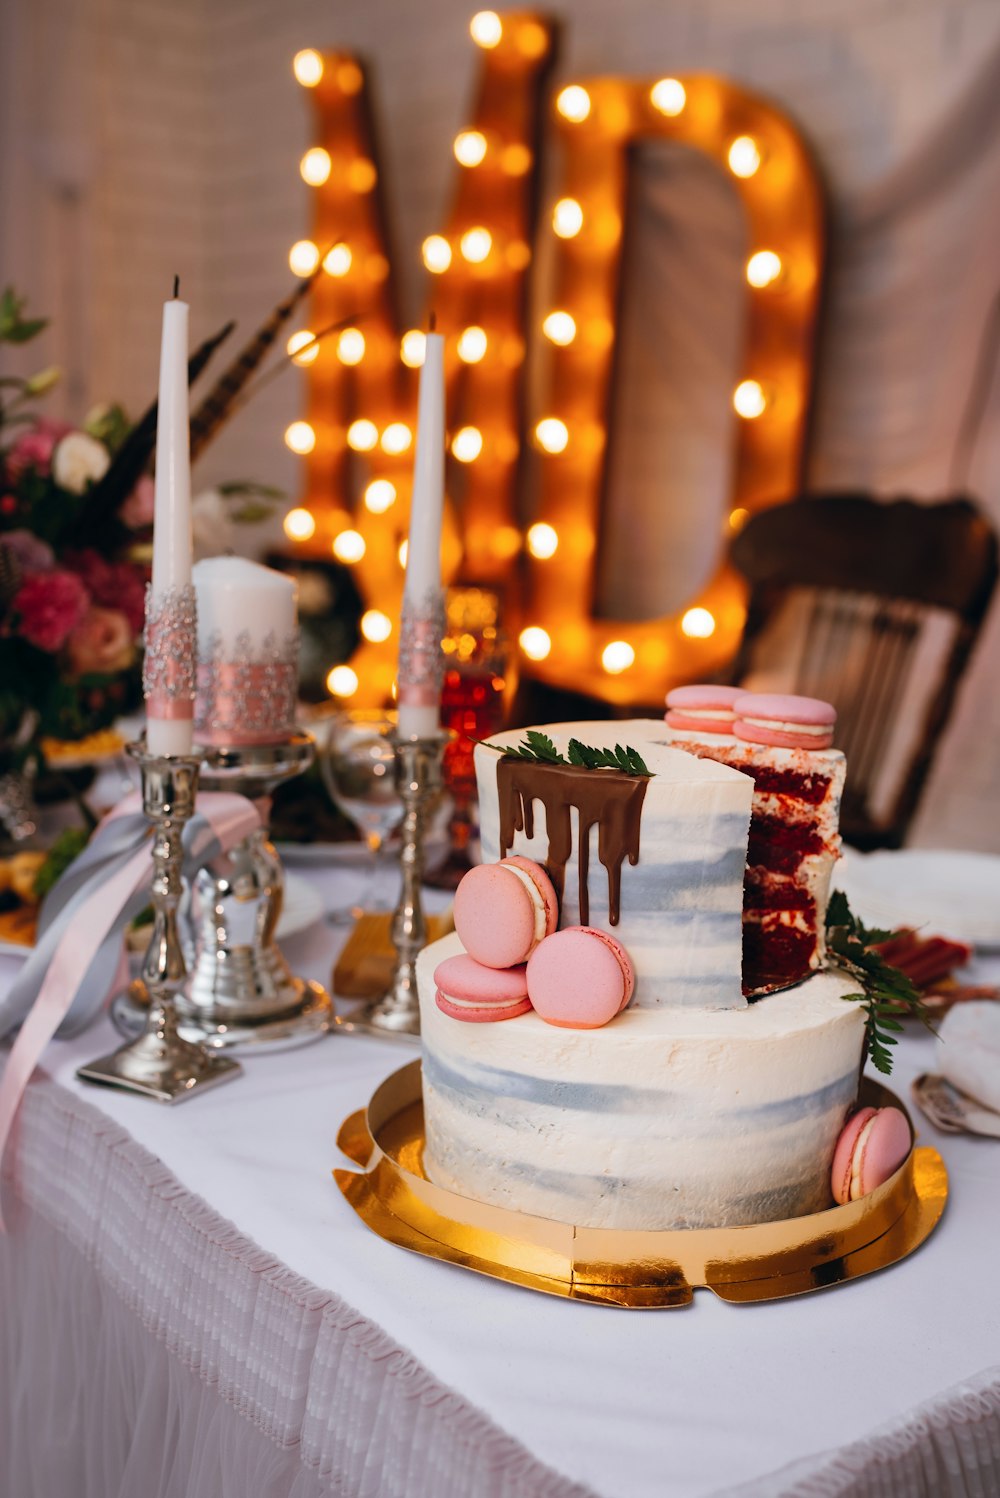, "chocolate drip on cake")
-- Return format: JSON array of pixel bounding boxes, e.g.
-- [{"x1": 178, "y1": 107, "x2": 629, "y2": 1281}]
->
[{"x1": 496, "y1": 759, "x2": 647, "y2": 926}]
